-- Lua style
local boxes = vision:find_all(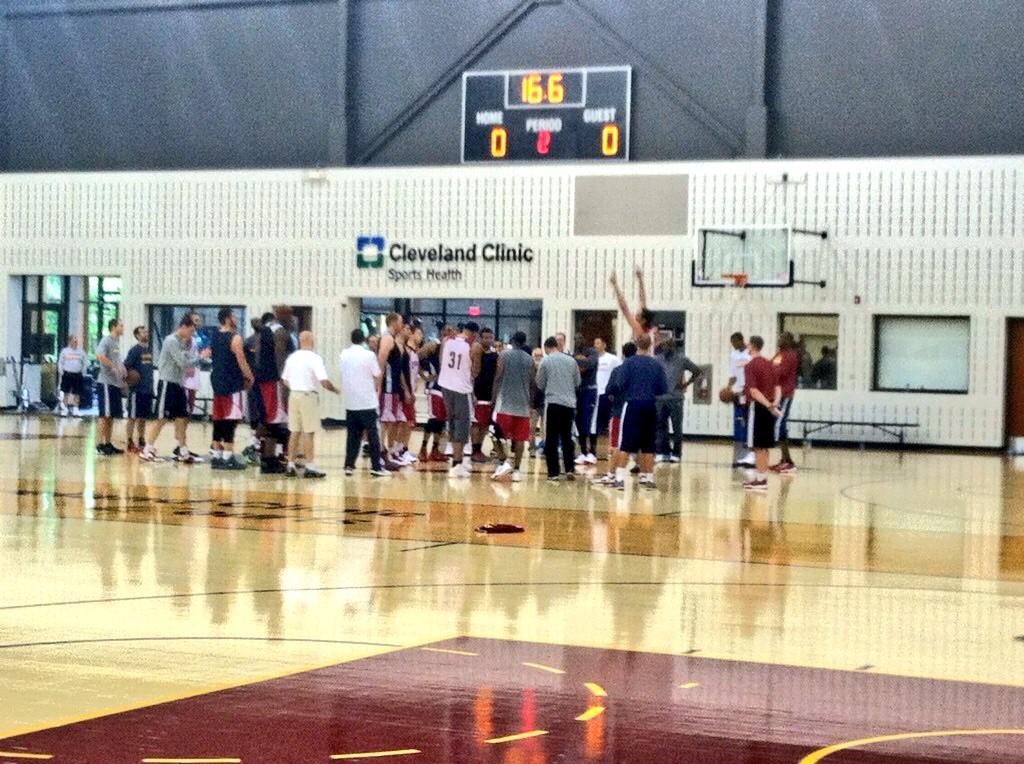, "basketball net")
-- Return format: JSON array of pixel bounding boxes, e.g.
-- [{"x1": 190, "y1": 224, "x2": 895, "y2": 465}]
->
[{"x1": 720, "y1": 272, "x2": 749, "y2": 319}]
